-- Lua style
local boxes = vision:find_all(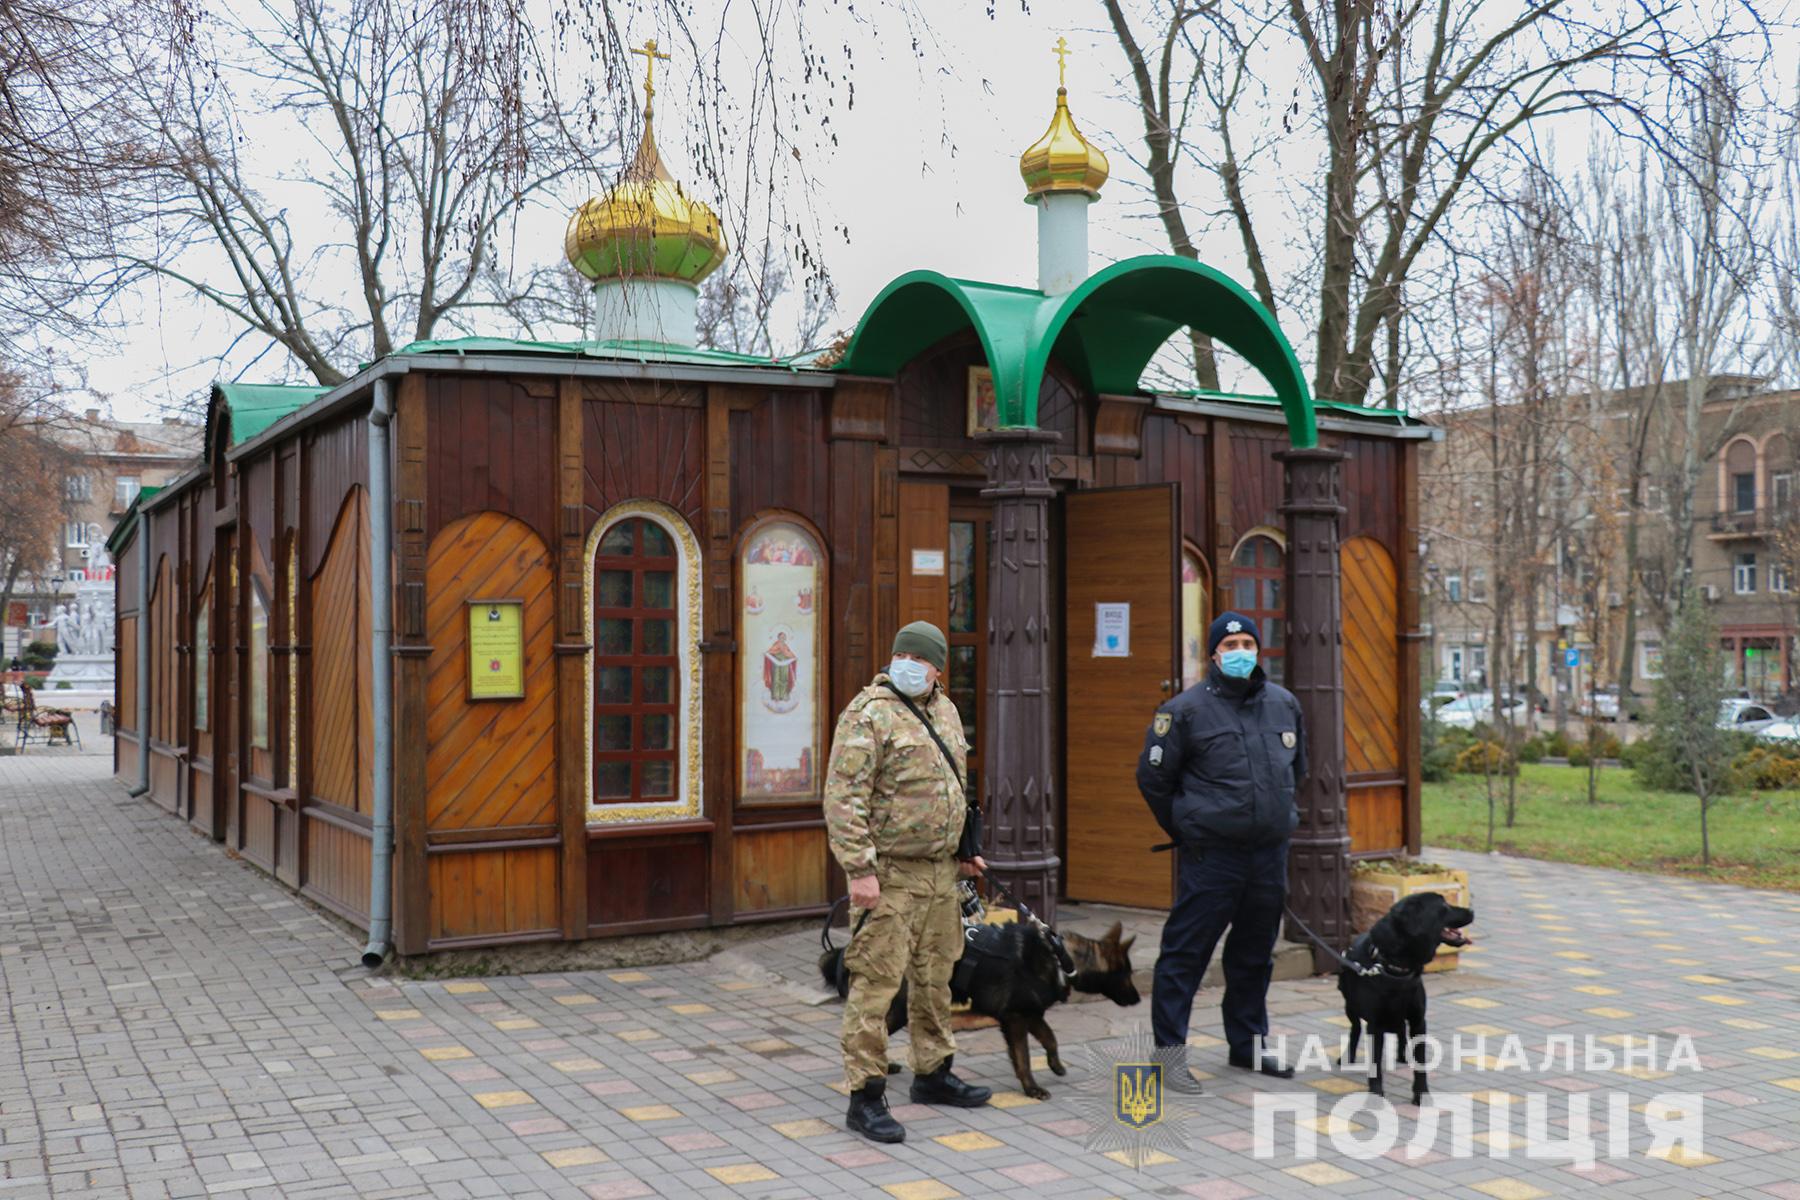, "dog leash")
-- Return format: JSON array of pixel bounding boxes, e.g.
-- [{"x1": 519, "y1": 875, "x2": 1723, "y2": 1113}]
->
[{"x1": 1281, "y1": 904, "x2": 1392, "y2": 979}]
